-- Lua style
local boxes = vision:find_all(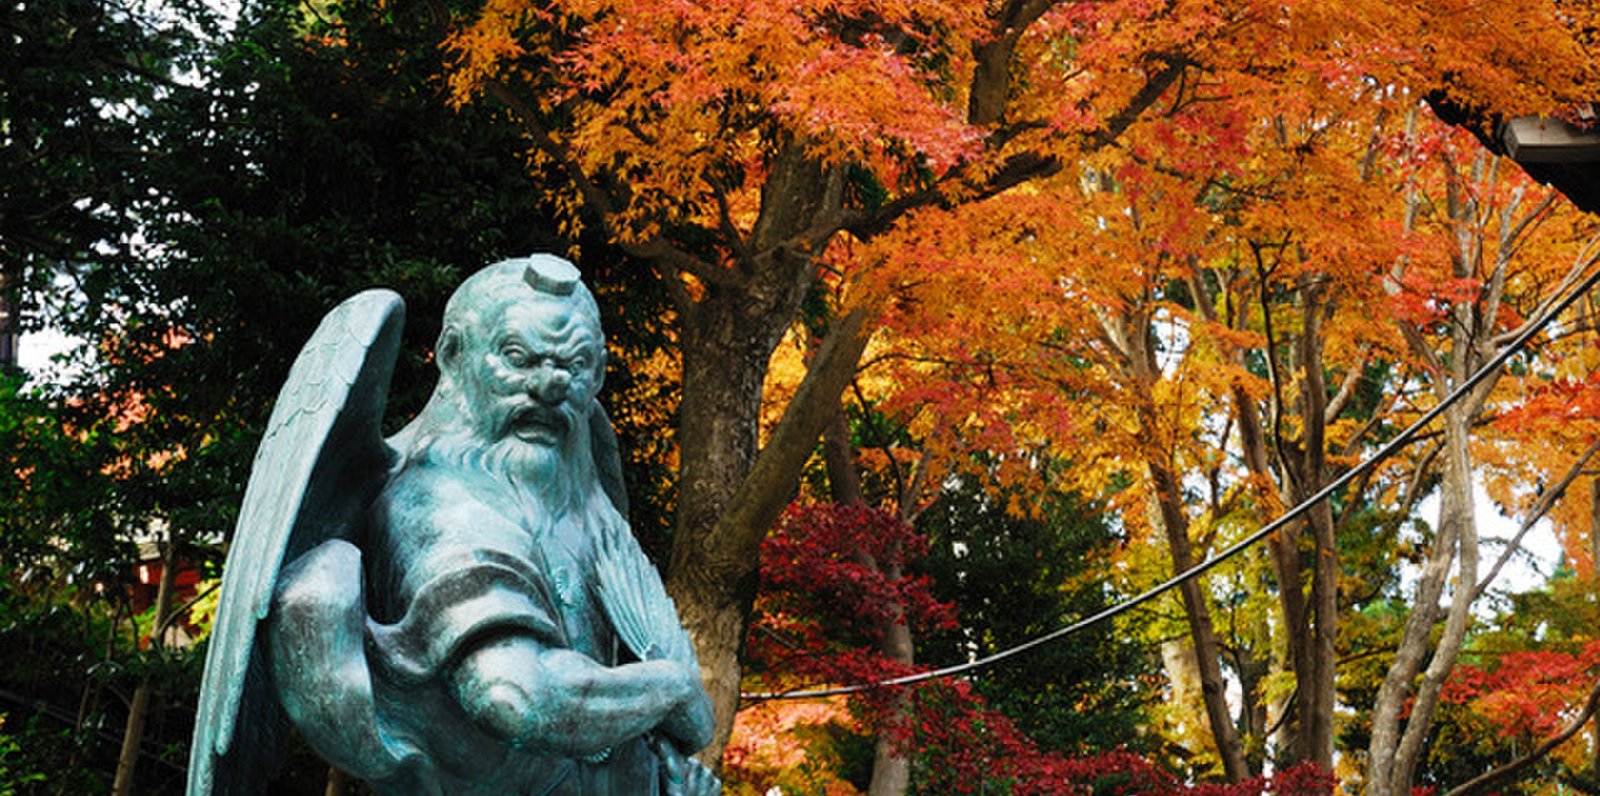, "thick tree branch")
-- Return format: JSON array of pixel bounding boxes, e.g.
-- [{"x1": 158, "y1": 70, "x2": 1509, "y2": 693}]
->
[
  {"x1": 706, "y1": 307, "x2": 875, "y2": 569},
  {"x1": 1086, "y1": 54, "x2": 1193, "y2": 150},
  {"x1": 707, "y1": 175, "x2": 751, "y2": 260},
  {"x1": 482, "y1": 81, "x2": 740, "y2": 297},
  {"x1": 846, "y1": 53, "x2": 1191, "y2": 241},
  {"x1": 843, "y1": 149, "x2": 1060, "y2": 239},
  {"x1": 1492, "y1": 236, "x2": 1600, "y2": 347},
  {"x1": 969, "y1": 0, "x2": 1062, "y2": 125},
  {"x1": 1324, "y1": 353, "x2": 1368, "y2": 425}
]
